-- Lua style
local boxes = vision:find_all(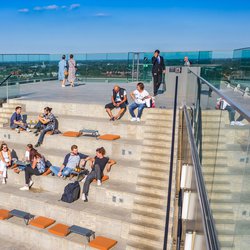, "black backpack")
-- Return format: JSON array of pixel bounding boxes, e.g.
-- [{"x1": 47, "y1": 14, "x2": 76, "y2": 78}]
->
[{"x1": 61, "y1": 181, "x2": 80, "y2": 203}]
